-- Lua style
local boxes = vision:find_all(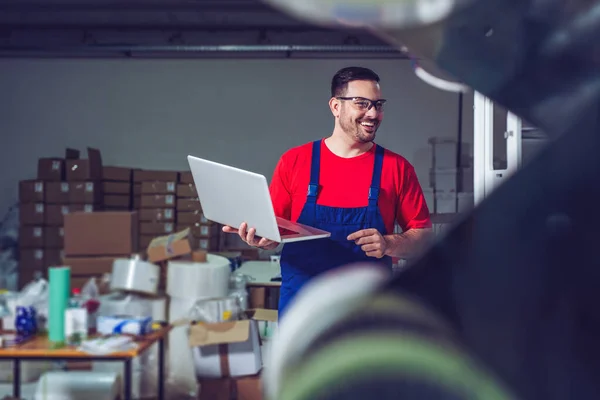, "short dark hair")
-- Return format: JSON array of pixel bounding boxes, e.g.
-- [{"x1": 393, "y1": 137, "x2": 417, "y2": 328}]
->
[{"x1": 331, "y1": 66, "x2": 380, "y2": 98}]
